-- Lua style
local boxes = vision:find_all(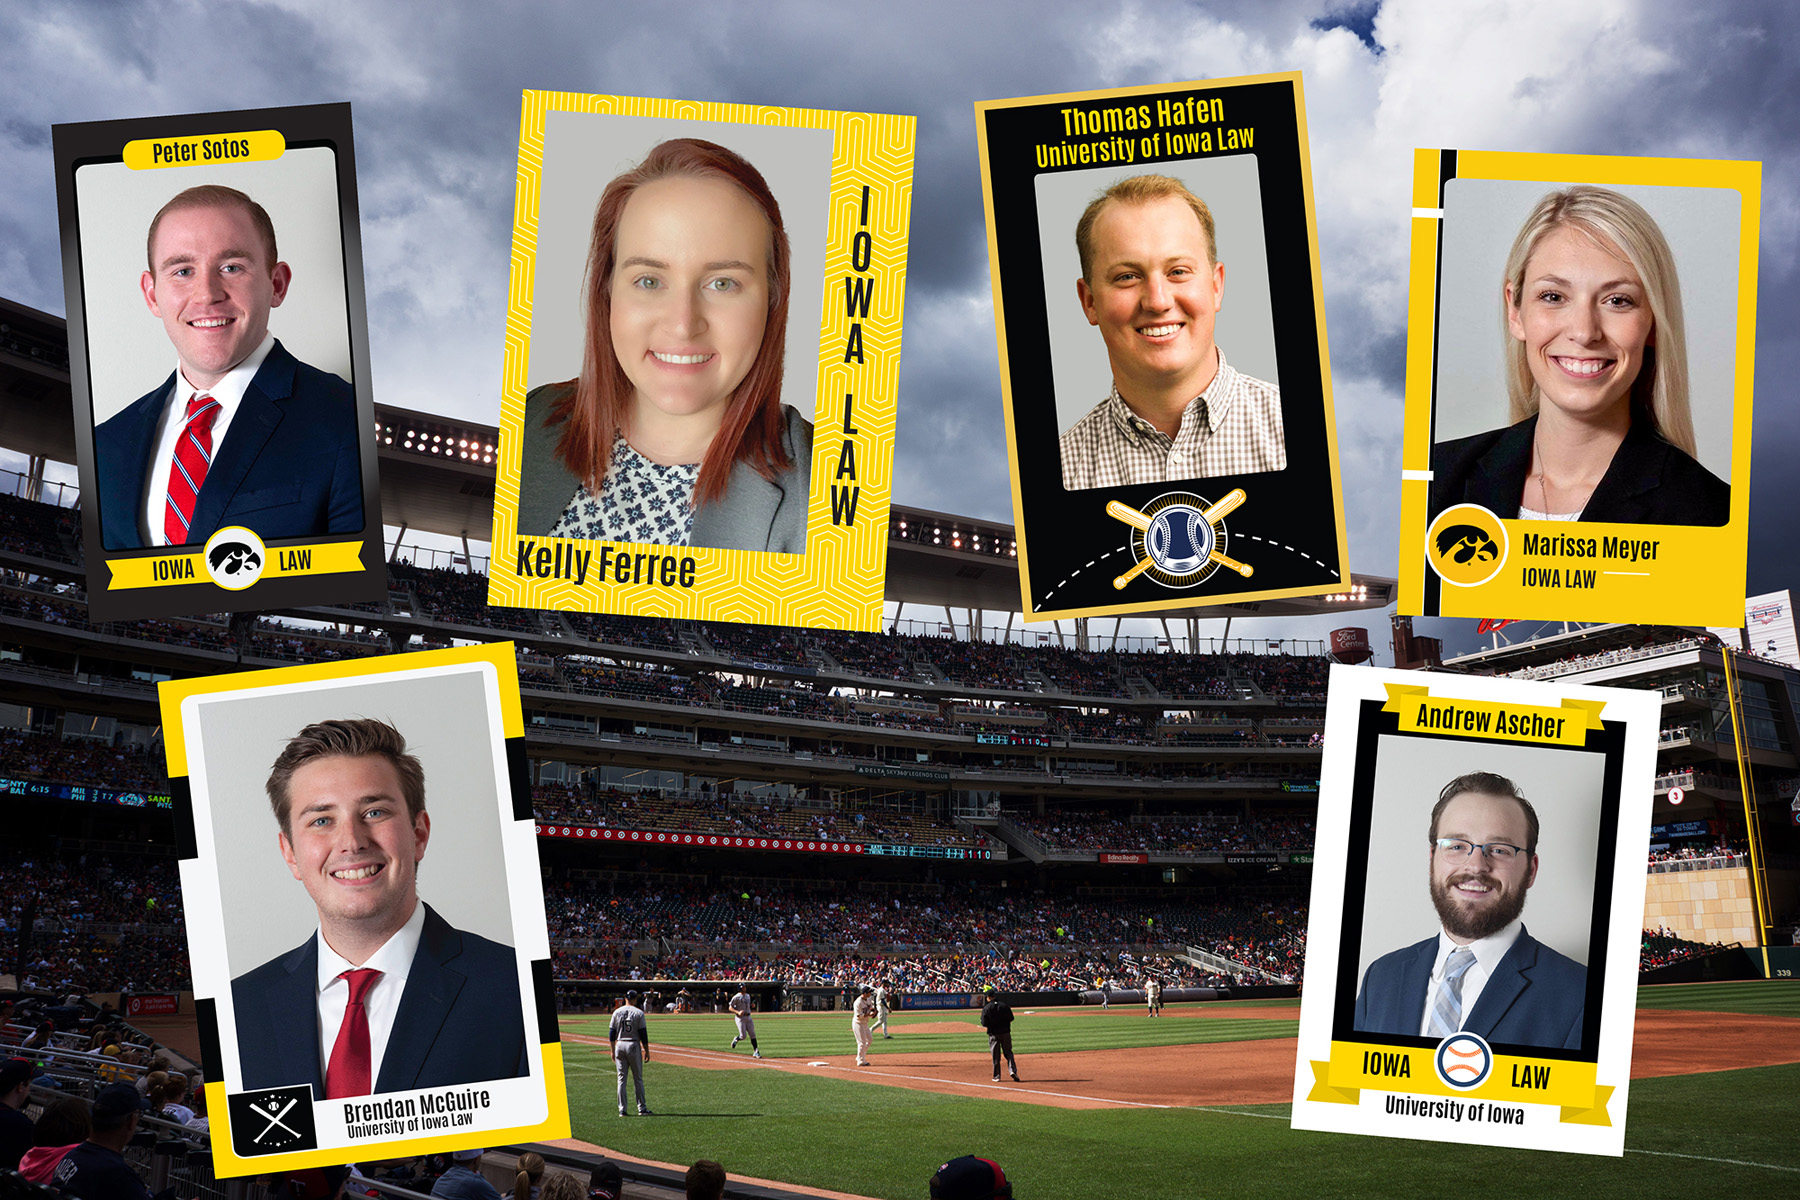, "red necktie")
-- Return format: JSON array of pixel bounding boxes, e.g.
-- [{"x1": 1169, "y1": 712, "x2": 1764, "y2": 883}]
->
[
  {"x1": 163, "y1": 392, "x2": 221, "y2": 546},
  {"x1": 325, "y1": 968, "x2": 382, "y2": 1099}
]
